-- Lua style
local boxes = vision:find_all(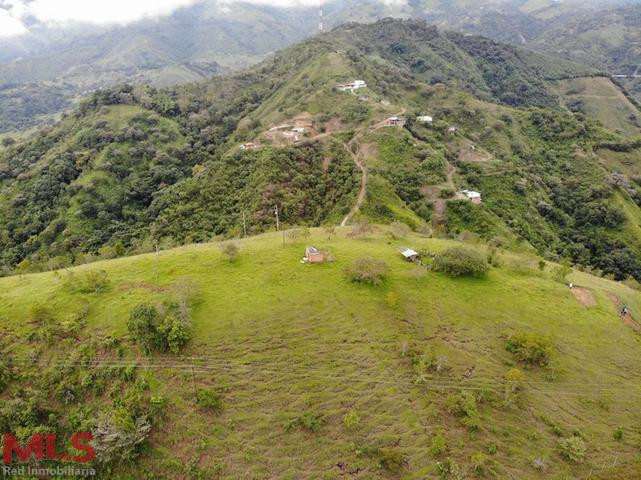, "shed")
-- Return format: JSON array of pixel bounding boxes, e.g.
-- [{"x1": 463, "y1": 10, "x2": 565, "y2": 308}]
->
[
  {"x1": 400, "y1": 248, "x2": 419, "y2": 262},
  {"x1": 387, "y1": 116, "x2": 406, "y2": 127},
  {"x1": 460, "y1": 189, "x2": 482, "y2": 204},
  {"x1": 305, "y1": 246, "x2": 325, "y2": 263},
  {"x1": 417, "y1": 115, "x2": 433, "y2": 123}
]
